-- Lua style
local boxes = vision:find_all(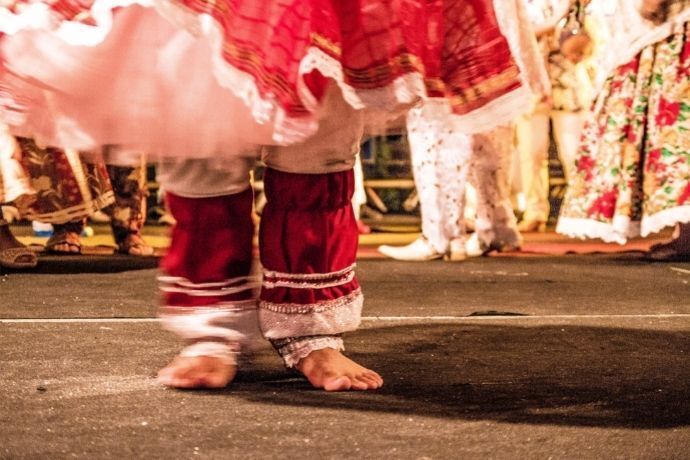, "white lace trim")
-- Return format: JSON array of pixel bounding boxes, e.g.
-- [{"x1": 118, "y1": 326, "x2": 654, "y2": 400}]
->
[
  {"x1": 277, "y1": 336, "x2": 345, "y2": 369},
  {"x1": 262, "y1": 272, "x2": 356, "y2": 290},
  {"x1": 558, "y1": 205, "x2": 690, "y2": 243},
  {"x1": 0, "y1": 0, "x2": 531, "y2": 142},
  {"x1": 259, "y1": 288, "x2": 362, "y2": 314},
  {"x1": 259, "y1": 290, "x2": 363, "y2": 339},
  {"x1": 297, "y1": 45, "x2": 425, "y2": 114},
  {"x1": 640, "y1": 205, "x2": 690, "y2": 237},
  {"x1": 417, "y1": 85, "x2": 534, "y2": 136},
  {"x1": 555, "y1": 216, "x2": 640, "y2": 245}
]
